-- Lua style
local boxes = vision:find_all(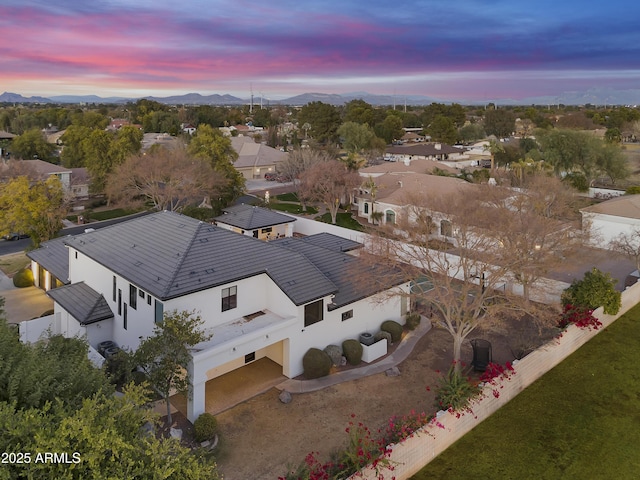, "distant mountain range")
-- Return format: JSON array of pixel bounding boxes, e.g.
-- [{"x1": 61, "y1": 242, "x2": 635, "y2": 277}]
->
[{"x1": 1, "y1": 88, "x2": 639, "y2": 107}]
